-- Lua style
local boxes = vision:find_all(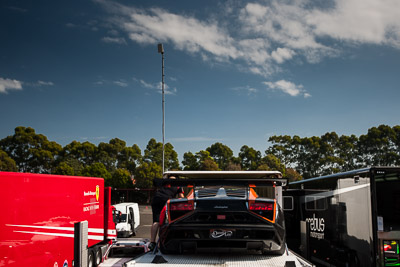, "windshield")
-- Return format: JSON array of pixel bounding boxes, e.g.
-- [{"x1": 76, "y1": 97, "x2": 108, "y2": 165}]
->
[
  {"x1": 195, "y1": 186, "x2": 247, "y2": 198},
  {"x1": 119, "y1": 214, "x2": 127, "y2": 222}
]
